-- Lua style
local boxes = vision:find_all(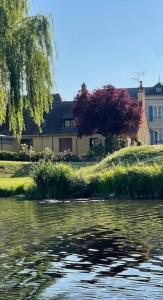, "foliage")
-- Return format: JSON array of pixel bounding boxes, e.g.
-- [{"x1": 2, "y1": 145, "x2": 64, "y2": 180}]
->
[
  {"x1": 105, "y1": 135, "x2": 128, "y2": 154},
  {"x1": 2, "y1": 145, "x2": 163, "y2": 200},
  {"x1": 97, "y1": 164, "x2": 163, "y2": 199},
  {"x1": 95, "y1": 145, "x2": 163, "y2": 172},
  {"x1": 0, "y1": 0, "x2": 53, "y2": 137},
  {"x1": 72, "y1": 85, "x2": 142, "y2": 139},
  {"x1": 84, "y1": 143, "x2": 105, "y2": 161},
  {"x1": 0, "y1": 160, "x2": 31, "y2": 177},
  {"x1": 0, "y1": 148, "x2": 81, "y2": 162},
  {"x1": 32, "y1": 161, "x2": 73, "y2": 199},
  {"x1": 32, "y1": 160, "x2": 90, "y2": 199}
]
